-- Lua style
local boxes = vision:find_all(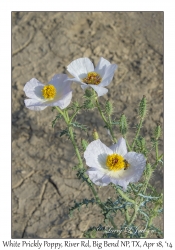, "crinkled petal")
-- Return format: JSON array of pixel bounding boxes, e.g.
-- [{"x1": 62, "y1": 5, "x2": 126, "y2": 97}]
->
[
  {"x1": 52, "y1": 91, "x2": 72, "y2": 109},
  {"x1": 23, "y1": 78, "x2": 44, "y2": 99},
  {"x1": 49, "y1": 74, "x2": 72, "y2": 99},
  {"x1": 94, "y1": 57, "x2": 111, "y2": 78},
  {"x1": 87, "y1": 166, "x2": 130, "y2": 190},
  {"x1": 24, "y1": 74, "x2": 73, "y2": 110},
  {"x1": 24, "y1": 99, "x2": 47, "y2": 111},
  {"x1": 100, "y1": 174, "x2": 112, "y2": 185},
  {"x1": 109, "y1": 152, "x2": 145, "y2": 191},
  {"x1": 67, "y1": 77, "x2": 84, "y2": 85},
  {"x1": 67, "y1": 58, "x2": 94, "y2": 79},
  {"x1": 89, "y1": 85, "x2": 108, "y2": 96},
  {"x1": 84, "y1": 139, "x2": 112, "y2": 169},
  {"x1": 49, "y1": 73, "x2": 68, "y2": 86},
  {"x1": 40, "y1": 74, "x2": 73, "y2": 109},
  {"x1": 109, "y1": 137, "x2": 127, "y2": 156},
  {"x1": 95, "y1": 57, "x2": 111, "y2": 76},
  {"x1": 99, "y1": 64, "x2": 118, "y2": 87},
  {"x1": 97, "y1": 152, "x2": 109, "y2": 169},
  {"x1": 109, "y1": 152, "x2": 146, "y2": 191},
  {"x1": 86, "y1": 168, "x2": 110, "y2": 186},
  {"x1": 123, "y1": 152, "x2": 146, "y2": 182},
  {"x1": 85, "y1": 138, "x2": 146, "y2": 191}
]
